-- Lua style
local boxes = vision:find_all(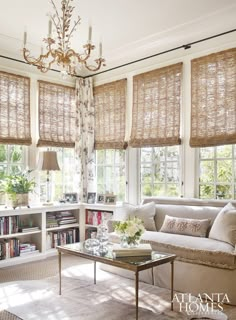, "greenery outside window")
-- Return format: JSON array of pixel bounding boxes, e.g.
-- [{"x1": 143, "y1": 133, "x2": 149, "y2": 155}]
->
[
  {"x1": 199, "y1": 145, "x2": 236, "y2": 199},
  {"x1": 140, "y1": 146, "x2": 181, "y2": 199},
  {"x1": 0, "y1": 144, "x2": 26, "y2": 204},
  {"x1": 39, "y1": 147, "x2": 75, "y2": 202},
  {"x1": 96, "y1": 150, "x2": 126, "y2": 201}
]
